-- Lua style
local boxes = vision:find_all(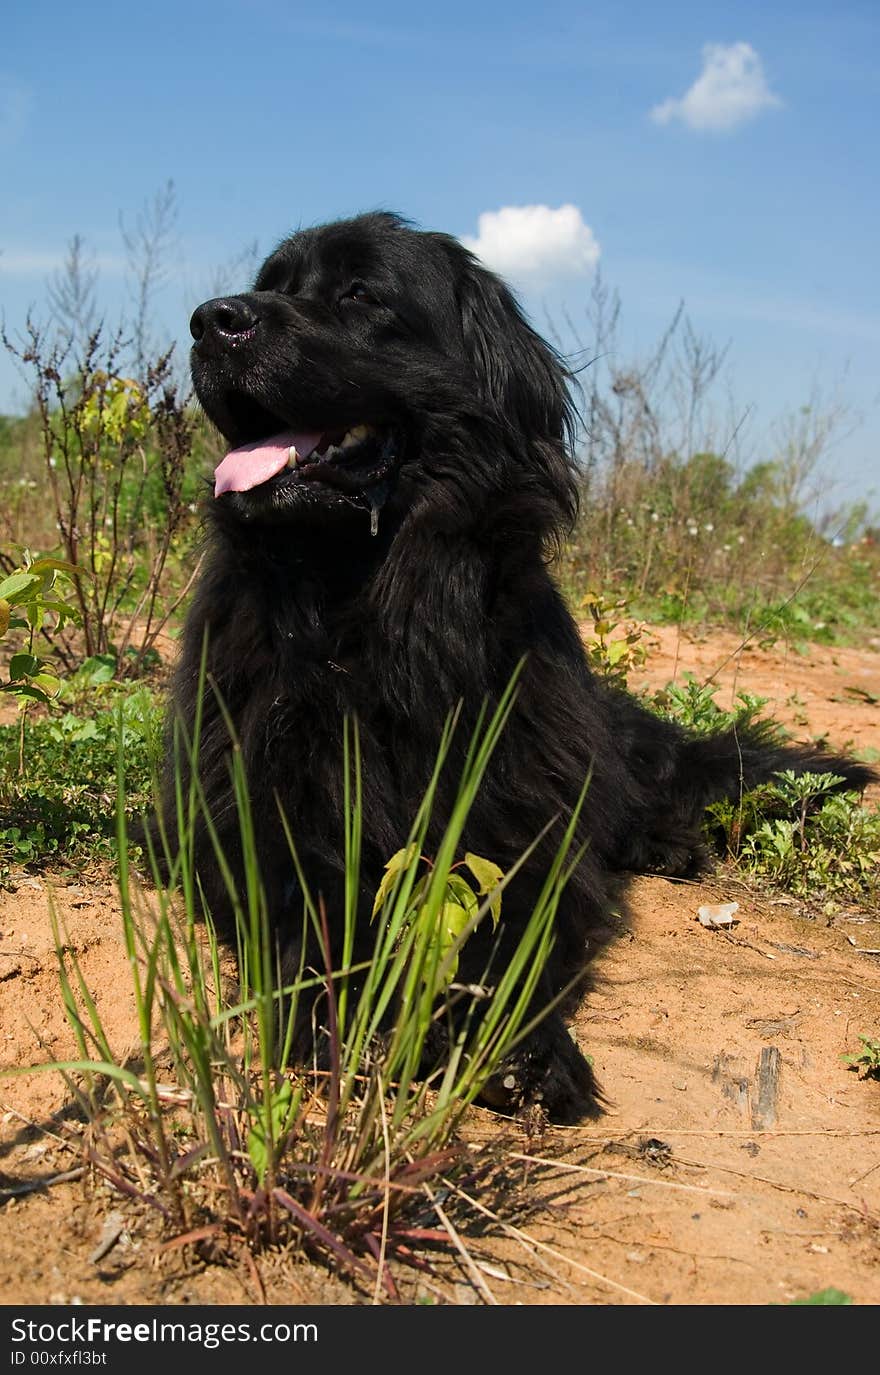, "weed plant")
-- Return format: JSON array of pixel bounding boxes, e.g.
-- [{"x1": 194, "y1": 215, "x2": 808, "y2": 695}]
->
[
  {"x1": 842, "y1": 1036, "x2": 880, "y2": 1081},
  {"x1": 2, "y1": 324, "x2": 202, "y2": 676},
  {"x1": 654, "y1": 678, "x2": 880, "y2": 908},
  {"x1": 0, "y1": 662, "x2": 161, "y2": 878},
  {"x1": 36, "y1": 674, "x2": 588, "y2": 1294}
]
